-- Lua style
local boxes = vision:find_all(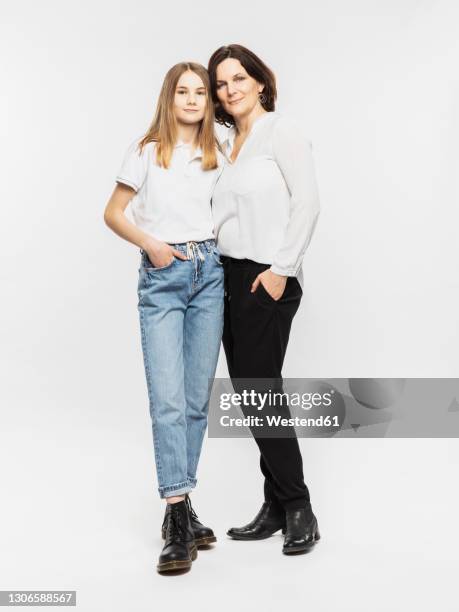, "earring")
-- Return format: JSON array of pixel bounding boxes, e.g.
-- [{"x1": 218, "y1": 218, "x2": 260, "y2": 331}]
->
[{"x1": 258, "y1": 92, "x2": 267, "y2": 104}]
